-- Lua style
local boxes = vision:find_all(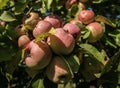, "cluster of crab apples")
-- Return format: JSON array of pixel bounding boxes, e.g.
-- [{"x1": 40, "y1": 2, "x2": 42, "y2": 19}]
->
[{"x1": 16, "y1": 1, "x2": 104, "y2": 84}]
